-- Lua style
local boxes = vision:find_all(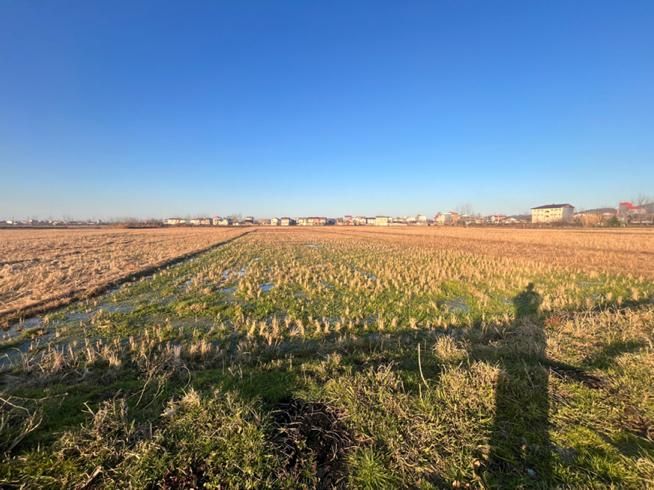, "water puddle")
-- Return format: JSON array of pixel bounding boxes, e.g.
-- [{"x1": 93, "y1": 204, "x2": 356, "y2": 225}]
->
[
  {"x1": 67, "y1": 311, "x2": 92, "y2": 322},
  {"x1": 2, "y1": 306, "x2": 94, "y2": 342},
  {"x1": 222, "y1": 267, "x2": 247, "y2": 280},
  {"x1": 353, "y1": 267, "x2": 377, "y2": 281},
  {"x1": 1, "y1": 317, "x2": 42, "y2": 340},
  {"x1": 444, "y1": 297, "x2": 470, "y2": 314},
  {"x1": 98, "y1": 302, "x2": 136, "y2": 315},
  {"x1": 260, "y1": 283, "x2": 274, "y2": 293}
]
